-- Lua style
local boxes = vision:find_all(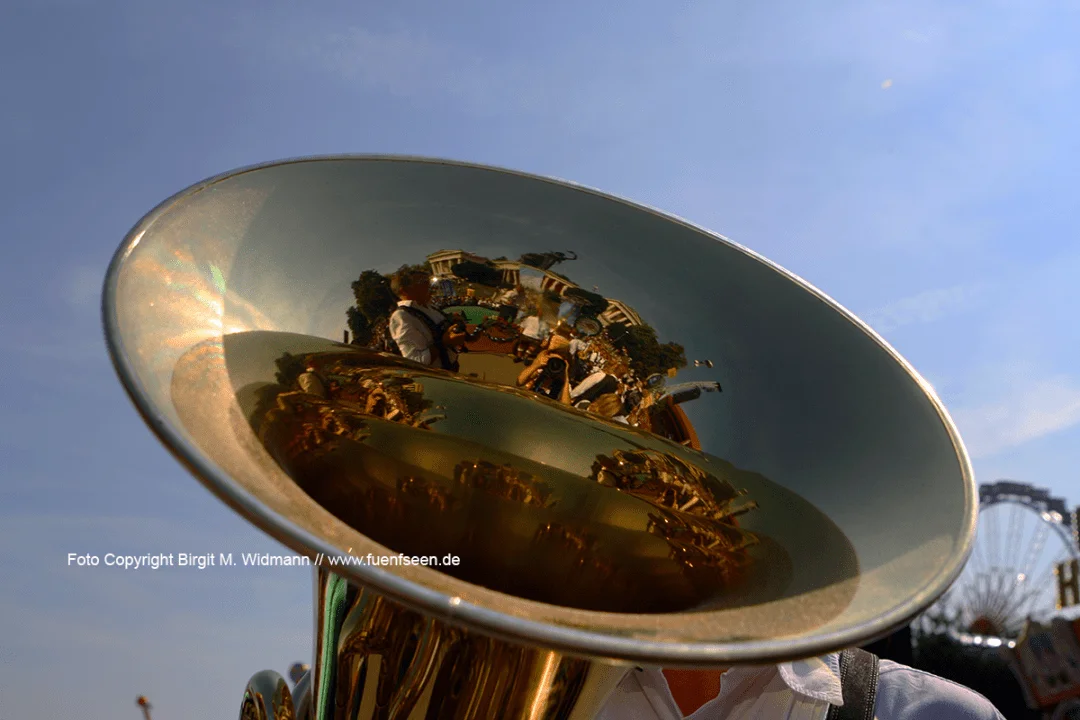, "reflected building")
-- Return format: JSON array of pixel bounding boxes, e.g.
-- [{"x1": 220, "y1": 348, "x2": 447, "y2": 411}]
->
[
  {"x1": 425, "y1": 249, "x2": 641, "y2": 327},
  {"x1": 599, "y1": 298, "x2": 642, "y2": 328}
]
